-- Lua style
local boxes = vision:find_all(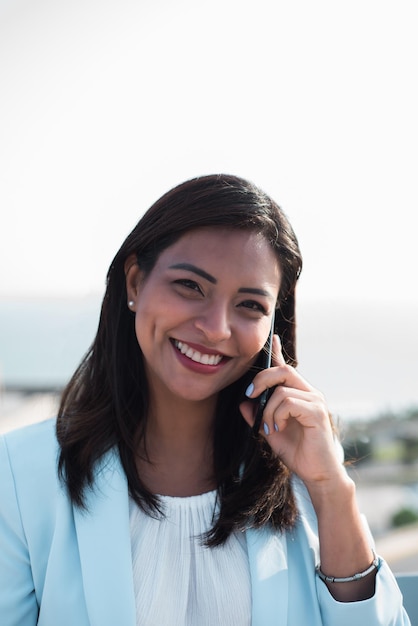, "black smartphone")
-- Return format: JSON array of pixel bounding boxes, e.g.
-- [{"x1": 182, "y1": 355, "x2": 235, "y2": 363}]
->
[{"x1": 252, "y1": 312, "x2": 275, "y2": 434}]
